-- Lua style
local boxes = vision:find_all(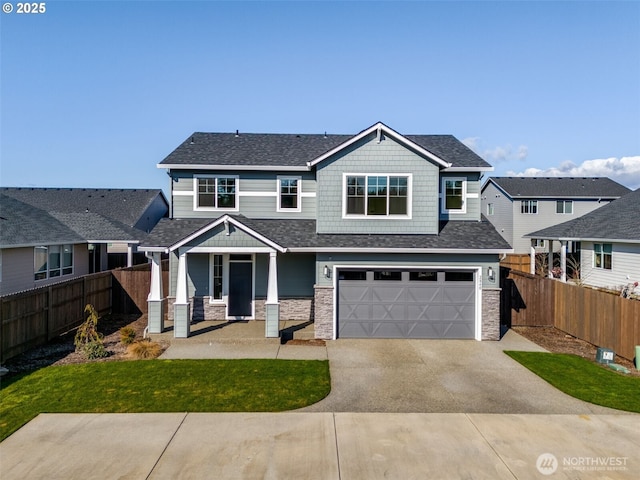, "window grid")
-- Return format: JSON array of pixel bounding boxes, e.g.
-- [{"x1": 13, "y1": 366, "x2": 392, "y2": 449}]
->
[
  {"x1": 346, "y1": 175, "x2": 408, "y2": 216},
  {"x1": 197, "y1": 177, "x2": 236, "y2": 209},
  {"x1": 212, "y1": 254, "x2": 223, "y2": 300},
  {"x1": 521, "y1": 200, "x2": 538, "y2": 214},
  {"x1": 279, "y1": 178, "x2": 299, "y2": 210},
  {"x1": 444, "y1": 179, "x2": 464, "y2": 211}
]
